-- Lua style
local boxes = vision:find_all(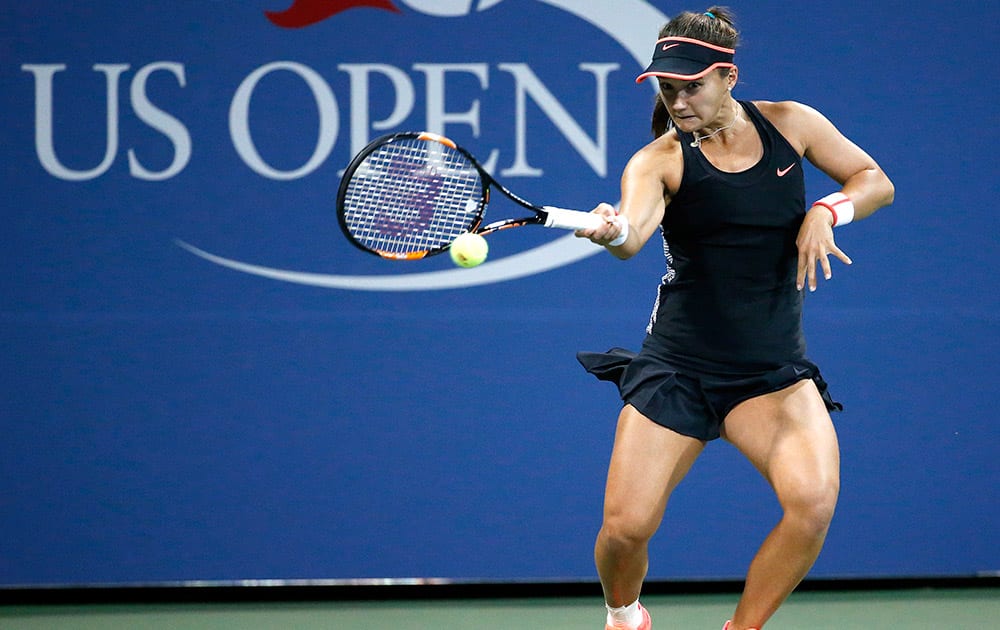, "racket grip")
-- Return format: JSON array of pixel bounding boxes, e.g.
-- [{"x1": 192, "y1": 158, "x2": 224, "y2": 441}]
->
[{"x1": 542, "y1": 206, "x2": 607, "y2": 231}]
